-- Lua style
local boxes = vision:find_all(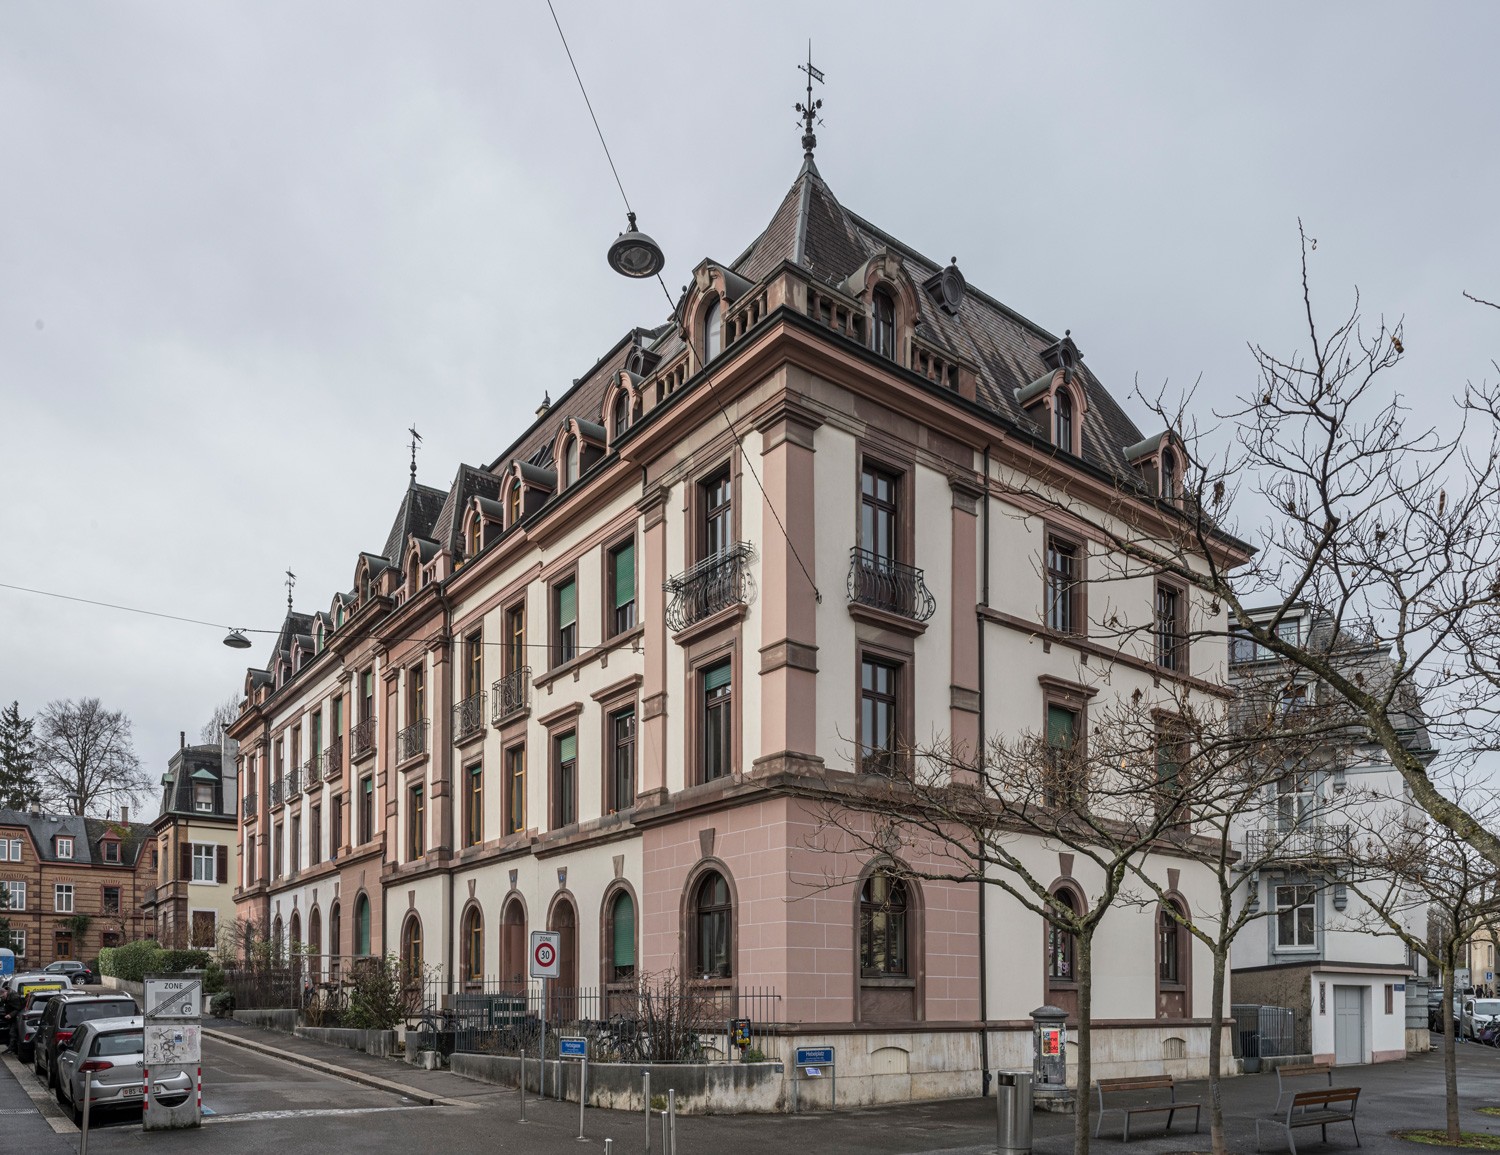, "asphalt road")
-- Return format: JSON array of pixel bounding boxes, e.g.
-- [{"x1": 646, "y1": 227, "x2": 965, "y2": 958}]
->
[{"x1": 5, "y1": 1029, "x2": 1500, "y2": 1155}]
